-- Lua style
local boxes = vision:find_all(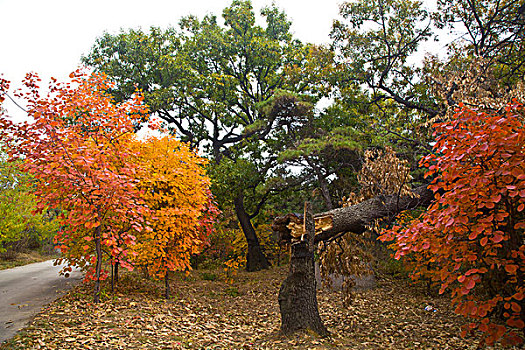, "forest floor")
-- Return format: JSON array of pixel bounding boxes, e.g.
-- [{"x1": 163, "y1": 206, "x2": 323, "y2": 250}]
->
[{"x1": 0, "y1": 265, "x2": 511, "y2": 349}]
